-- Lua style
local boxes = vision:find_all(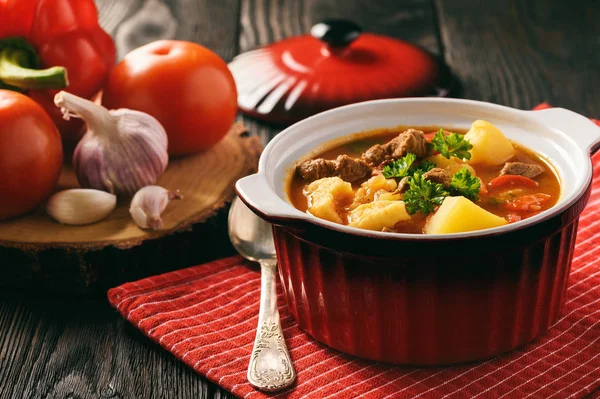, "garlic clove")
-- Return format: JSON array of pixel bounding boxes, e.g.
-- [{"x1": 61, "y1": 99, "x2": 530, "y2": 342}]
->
[
  {"x1": 47, "y1": 189, "x2": 117, "y2": 225},
  {"x1": 129, "y1": 186, "x2": 182, "y2": 230}
]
